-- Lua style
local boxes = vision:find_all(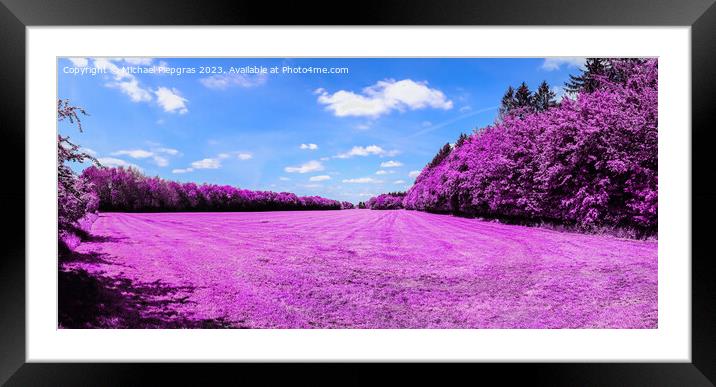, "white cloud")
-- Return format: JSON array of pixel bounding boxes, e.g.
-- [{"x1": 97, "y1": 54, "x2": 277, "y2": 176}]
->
[
  {"x1": 335, "y1": 145, "x2": 398, "y2": 159},
  {"x1": 284, "y1": 160, "x2": 324, "y2": 174},
  {"x1": 375, "y1": 170, "x2": 394, "y2": 175},
  {"x1": 156, "y1": 147, "x2": 179, "y2": 155},
  {"x1": 380, "y1": 160, "x2": 403, "y2": 168},
  {"x1": 200, "y1": 73, "x2": 267, "y2": 89},
  {"x1": 80, "y1": 147, "x2": 97, "y2": 156},
  {"x1": 94, "y1": 58, "x2": 153, "y2": 103},
  {"x1": 109, "y1": 146, "x2": 179, "y2": 167},
  {"x1": 98, "y1": 157, "x2": 129, "y2": 167},
  {"x1": 153, "y1": 61, "x2": 172, "y2": 74},
  {"x1": 97, "y1": 157, "x2": 141, "y2": 171},
  {"x1": 110, "y1": 147, "x2": 178, "y2": 167},
  {"x1": 217, "y1": 151, "x2": 251, "y2": 160},
  {"x1": 93, "y1": 58, "x2": 124, "y2": 76},
  {"x1": 300, "y1": 143, "x2": 318, "y2": 150},
  {"x1": 153, "y1": 156, "x2": 169, "y2": 167},
  {"x1": 154, "y1": 87, "x2": 188, "y2": 114},
  {"x1": 309, "y1": 175, "x2": 331, "y2": 182},
  {"x1": 541, "y1": 57, "x2": 586, "y2": 71},
  {"x1": 342, "y1": 177, "x2": 382, "y2": 184},
  {"x1": 191, "y1": 158, "x2": 221, "y2": 169},
  {"x1": 394, "y1": 180, "x2": 406, "y2": 184},
  {"x1": 111, "y1": 149, "x2": 154, "y2": 159},
  {"x1": 459, "y1": 105, "x2": 472, "y2": 113},
  {"x1": 172, "y1": 168, "x2": 194, "y2": 174},
  {"x1": 551, "y1": 86, "x2": 574, "y2": 102},
  {"x1": 355, "y1": 123, "x2": 371, "y2": 130},
  {"x1": 123, "y1": 57, "x2": 153, "y2": 65},
  {"x1": 421, "y1": 121, "x2": 432, "y2": 127},
  {"x1": 279, "y1": 177, "x2": 291, "y2": 181},
  {"x1": 68, "y1": 57, "x2": 89, "y2": 67},
  {"x1": 316, "y1": 79, "x2": 453, "y2": 118},
  {"x1": 116, "y1": 78, "x2": 153, "y2": 102},
  {"x1": 408, "y1": 170, "x2": 421, "y2": 178}
]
